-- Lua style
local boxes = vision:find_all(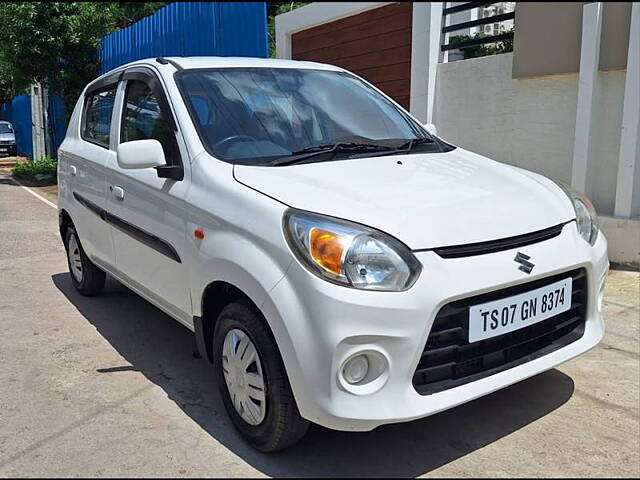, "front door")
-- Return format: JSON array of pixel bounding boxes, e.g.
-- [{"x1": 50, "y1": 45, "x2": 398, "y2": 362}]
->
[{"x1": 106, "y1": 70, "x2": 192, "y2": 325}]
